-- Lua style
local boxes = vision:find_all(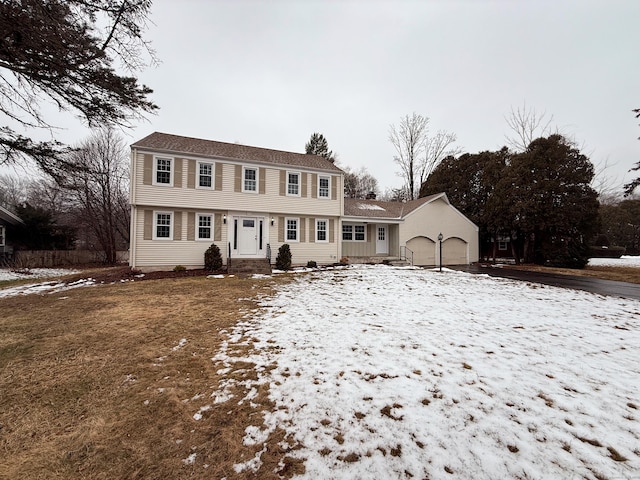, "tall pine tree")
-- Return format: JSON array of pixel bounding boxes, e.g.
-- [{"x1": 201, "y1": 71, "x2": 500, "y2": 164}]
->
[{"x1": 305, "y1": 133, "x2": 335, "y2": 163}]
